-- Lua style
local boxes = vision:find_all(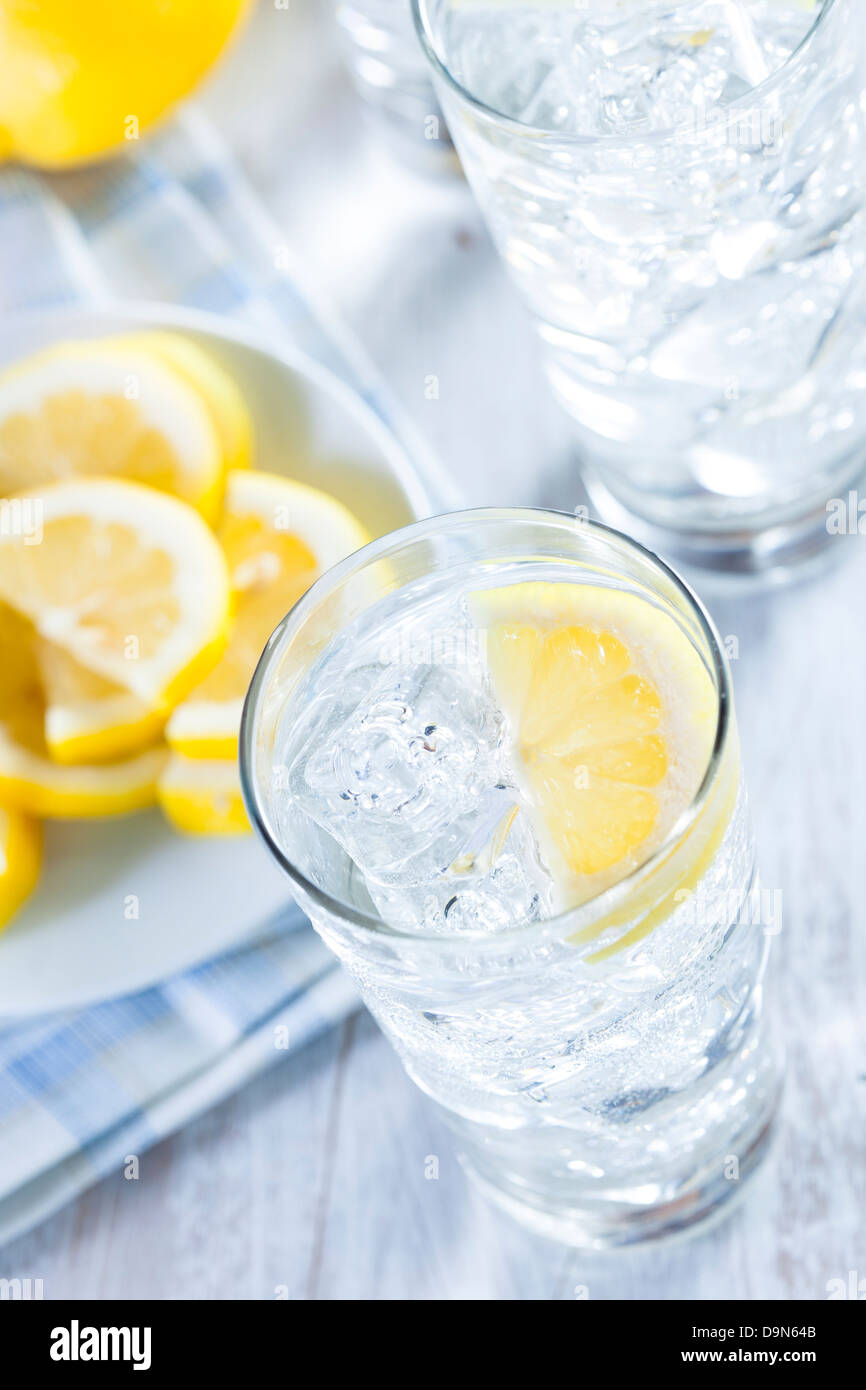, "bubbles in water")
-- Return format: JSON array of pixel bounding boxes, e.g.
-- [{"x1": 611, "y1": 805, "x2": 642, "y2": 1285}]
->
[
  {"x1": 434, "y1": 0, "x2": 864, "y2": 517},
  {"x1": 445, "y1": 1, "x2": 819, "y2": 137}
]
